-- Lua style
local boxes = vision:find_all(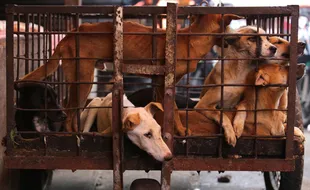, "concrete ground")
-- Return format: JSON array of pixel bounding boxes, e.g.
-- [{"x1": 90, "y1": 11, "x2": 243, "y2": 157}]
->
[{"x1": 49, "y1": 131, "x2": 310, "y2": 190}]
